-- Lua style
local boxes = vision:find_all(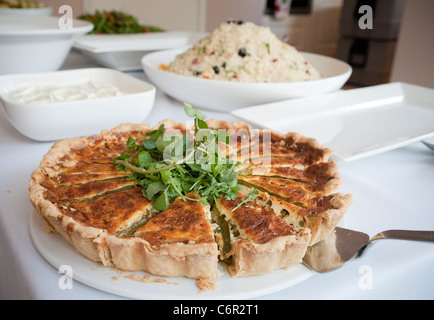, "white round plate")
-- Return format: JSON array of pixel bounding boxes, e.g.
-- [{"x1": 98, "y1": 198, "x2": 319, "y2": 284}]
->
[
  {"x1": 30, "y1": 211, "x2": 315, "y2": 300},
  {"x1": 141, "y1": 48, "x2": 352, "y2": 112}
]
